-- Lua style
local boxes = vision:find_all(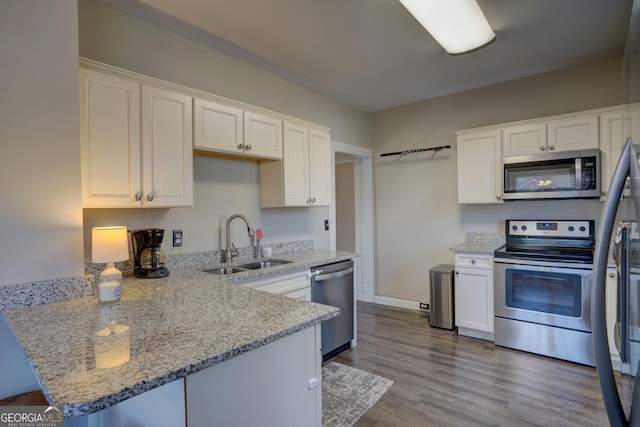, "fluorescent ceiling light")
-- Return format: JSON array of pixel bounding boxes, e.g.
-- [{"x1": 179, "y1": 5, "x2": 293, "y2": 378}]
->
[{"x1": 398, "y1": 0, "x2": 496, "y2": 55}]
